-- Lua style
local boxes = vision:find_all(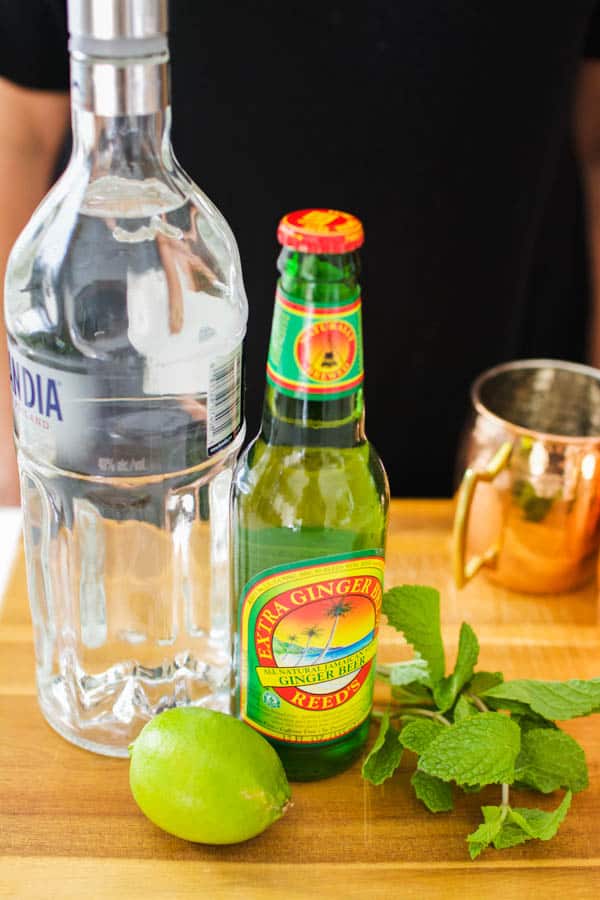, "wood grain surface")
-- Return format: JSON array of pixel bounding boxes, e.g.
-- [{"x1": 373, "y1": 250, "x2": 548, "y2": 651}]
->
[{"x1": 1, "y1": 499, "x2": 600, "y2": 899}]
